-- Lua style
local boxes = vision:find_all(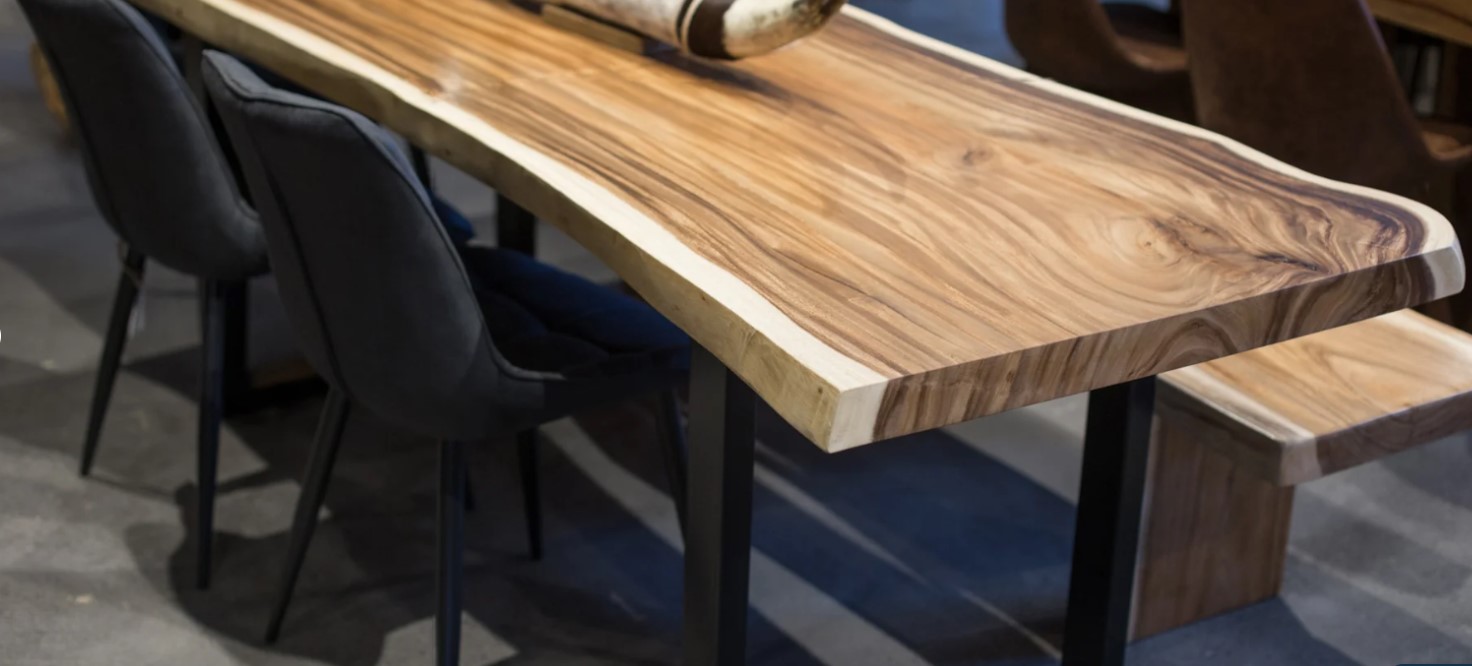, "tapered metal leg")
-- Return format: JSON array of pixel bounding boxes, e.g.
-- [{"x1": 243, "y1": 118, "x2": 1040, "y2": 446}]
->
[
  {"x1": 195, "y1": 279, "x2": 228, "y2": 590},
  {"x1": 683, "y1": 345, "x2": 755, "y2": 666},
  {"x1": 437, "y1": 439, "x2": 467, "y2": 666},
  {"x1": 80, "y1": 247, "x2": 145, "y2": 477},
  {"x1": 1062, "y1": 377, "x2": 1157, "y2": 666},
  {"x1": 656, "y1": 389, "x2": 689, "y2": 539},
  {"x1": 517, "y1": 430, "x2": 542, "y2": 561},
  {"x1": 265, "y1": 389, "x2": 351, "y2": 643},
  {"x1": 496, "y1": 194, "x2": 536, "y2": 256}
]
